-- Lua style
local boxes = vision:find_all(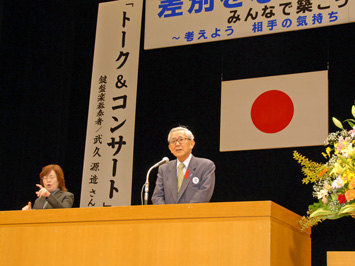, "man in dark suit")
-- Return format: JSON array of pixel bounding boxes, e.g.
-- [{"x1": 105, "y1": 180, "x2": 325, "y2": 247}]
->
[{"x1": 152, "y1": 126, "x2": 215, "y2": 204}]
